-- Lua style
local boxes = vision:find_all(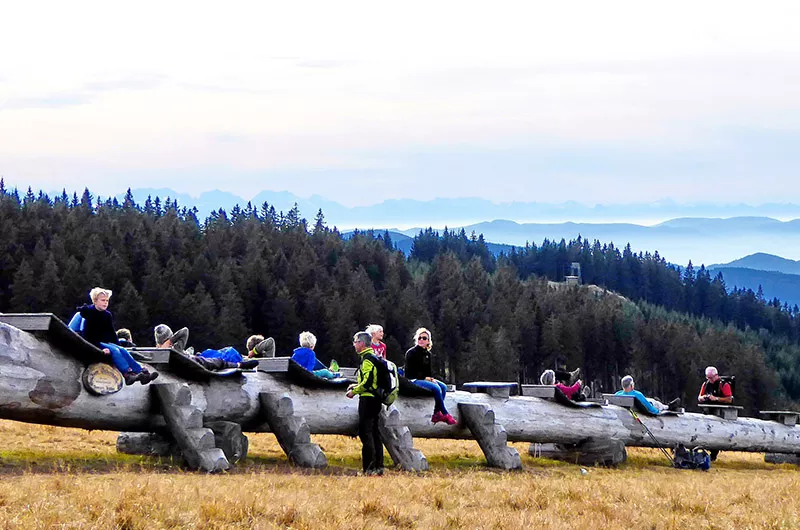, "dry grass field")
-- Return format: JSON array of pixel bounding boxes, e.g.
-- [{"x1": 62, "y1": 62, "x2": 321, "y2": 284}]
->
[{"x1": 1, "y1": 420, "x2": 799, "y2": 529}]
